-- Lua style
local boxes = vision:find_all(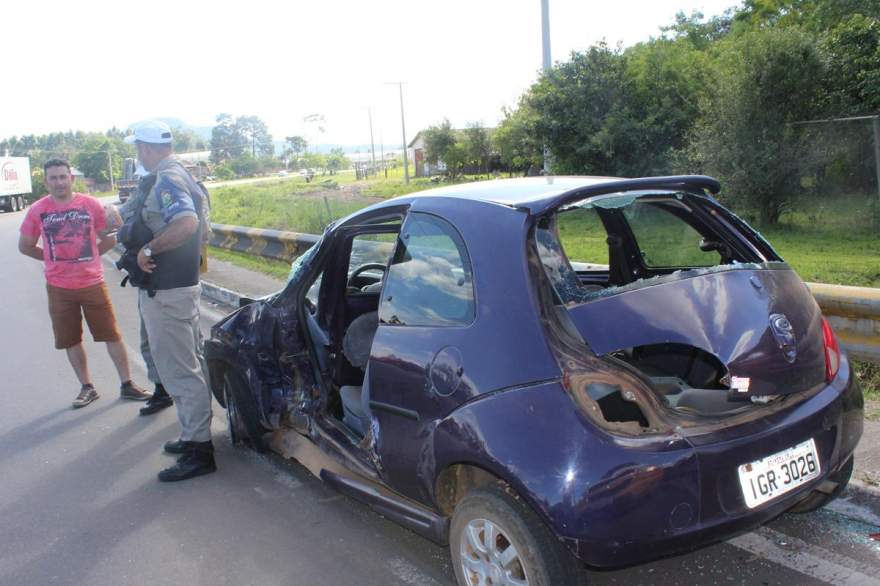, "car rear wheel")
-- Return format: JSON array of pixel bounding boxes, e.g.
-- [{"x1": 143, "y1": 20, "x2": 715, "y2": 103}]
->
[
  {"x1": 788, "y1": 456, "x2": 853, "y2": 514},
  {"x1": 17, "y1": 196, "x2": 25, "y2": 210},
  {"x1": 223, "y1": 370, "x2": 267, "y2": 452},
  {"x1": 450, "y1": 482, "x2": 583, "y2": 586},
  {"x1": 10, "y1": 197, "x2": 18, "y2": 212}
]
